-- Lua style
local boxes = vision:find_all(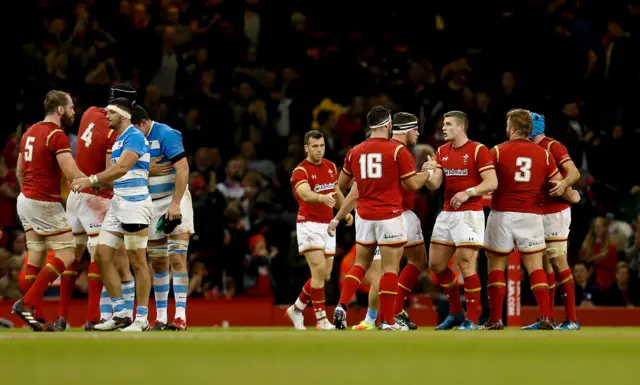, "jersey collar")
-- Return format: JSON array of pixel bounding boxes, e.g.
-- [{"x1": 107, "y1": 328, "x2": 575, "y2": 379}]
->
[{"x1": 146, "y1": 121, "x2": 156, "y2": 138}]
